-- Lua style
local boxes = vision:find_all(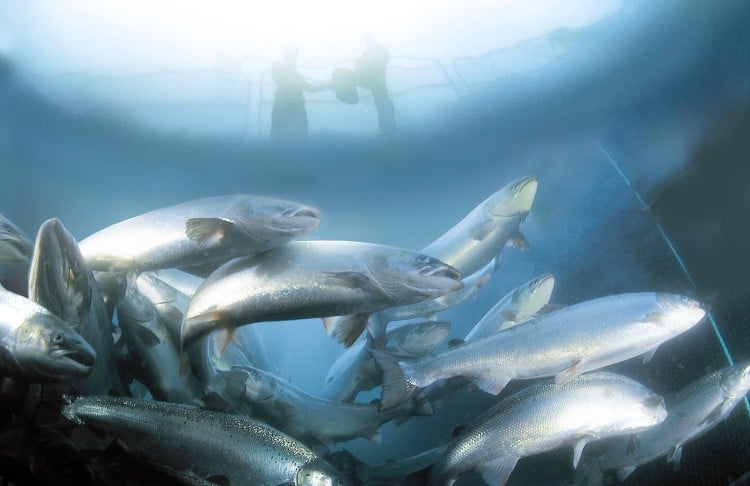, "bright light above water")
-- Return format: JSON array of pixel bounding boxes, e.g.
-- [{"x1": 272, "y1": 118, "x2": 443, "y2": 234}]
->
[{"x1": 1, "y1": 0, "x2": 621, "y2": 75}]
